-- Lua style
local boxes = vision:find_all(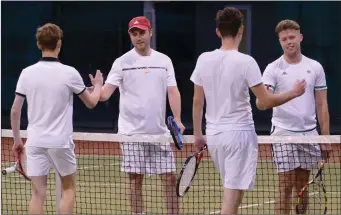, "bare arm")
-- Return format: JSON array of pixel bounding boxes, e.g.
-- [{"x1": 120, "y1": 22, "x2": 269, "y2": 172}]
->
[
  {"x1": 11, "y1": 95, "x2": 25, "y2": 142},
  {"x1": 99, "y1": 83, "x2": 118, "y2": 102},
  {"x1": 252, "y1": 80, "x2": 306, "y2": 110},
  {"x1": 78, "y1": 71, "x2": 104, "y2": 109},
  {"x1": 192, "y1": 84, "x2": 205, "y2": 136},
  {"x1": 79, "y1": 84, "x2": 102, "y2": 109},
  {"x1": 315, "y1": 89, "x2": 329, "y2": 135},
  {"x1": 168, "y1": 86, "x2": 182, "y2": 121}
]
